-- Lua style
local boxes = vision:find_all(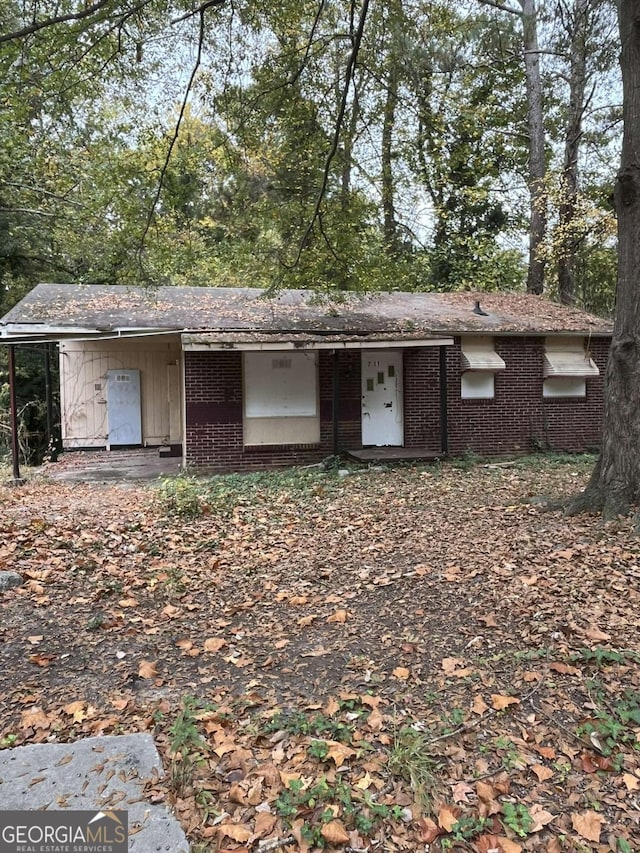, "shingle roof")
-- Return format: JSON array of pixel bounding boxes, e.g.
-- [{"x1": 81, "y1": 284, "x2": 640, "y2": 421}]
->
[{"x1": 0, "y1": 283, "x2": 613, "y2": 340}]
